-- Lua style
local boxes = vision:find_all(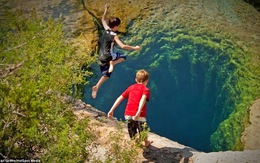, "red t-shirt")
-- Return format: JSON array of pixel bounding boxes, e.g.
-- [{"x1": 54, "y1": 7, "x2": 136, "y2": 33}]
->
[{"x1": 121, "y1": 83, "x2": 150, "y2": 117}]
